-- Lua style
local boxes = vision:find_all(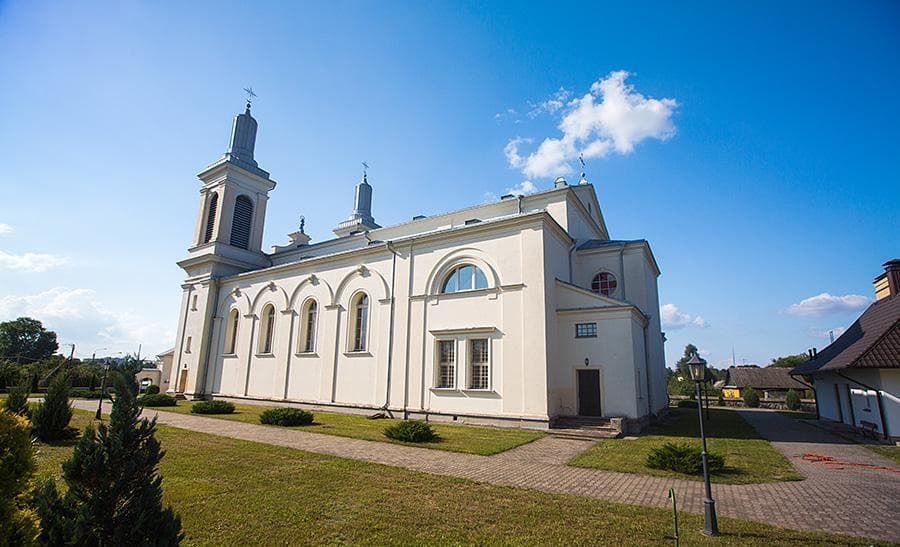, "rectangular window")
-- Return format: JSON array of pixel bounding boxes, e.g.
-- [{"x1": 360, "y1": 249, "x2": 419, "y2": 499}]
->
[
  {"x1": 185, "y1": 336, "x2": 192, "y2": 353},
  {"x1": 437, "y1": 340, "x2": 455, "y2": 388},
  {"x1": 191, "y1": 294, "x2": 198, "y2": 311},
  {"x1": 575, "y1": 322, "x2": 597, "y2": 338},
  {"x1": 469, "y1": 338, "x2": 489, "y2": 390}
]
